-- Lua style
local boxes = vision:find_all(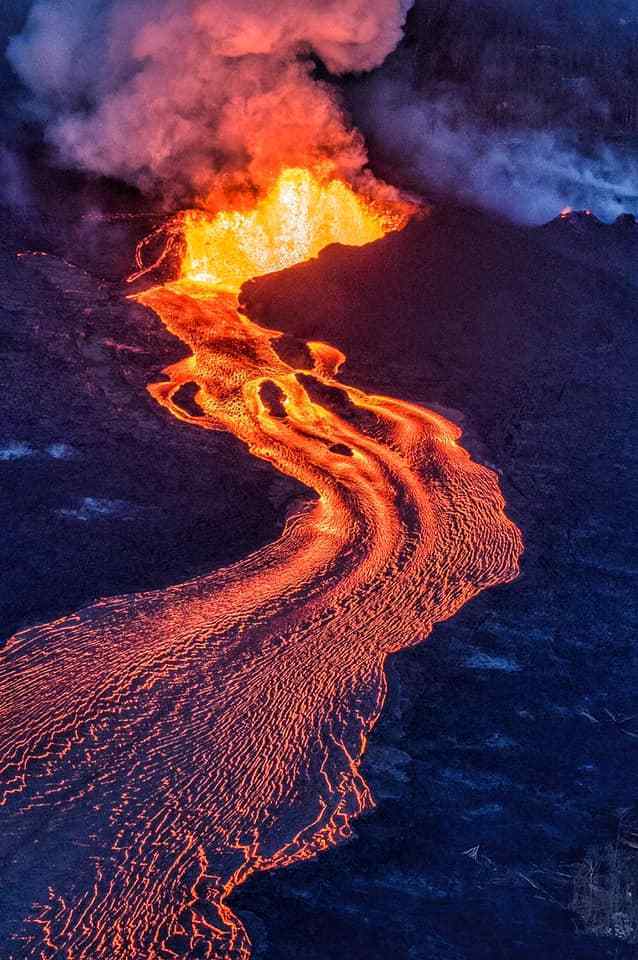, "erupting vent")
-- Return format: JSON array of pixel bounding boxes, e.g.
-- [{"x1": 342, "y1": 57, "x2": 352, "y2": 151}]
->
[{"x1": 181, "y1": 167, "x2": 410, "y2": 291}]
